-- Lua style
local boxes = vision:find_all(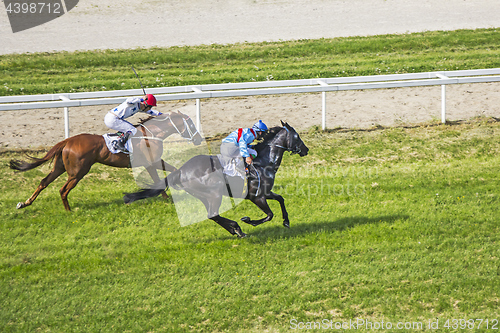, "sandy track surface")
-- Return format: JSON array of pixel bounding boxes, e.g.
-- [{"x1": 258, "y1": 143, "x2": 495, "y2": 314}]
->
[
  {"x1": 0, "y1": 0, "x2": 499, "y2": 148},
  {"x1": 1, "y1": 83, "x2": 499, "y2": 149},
  {"x1": 2, "y1": 0, "x2": 500, "y2": 55}
]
